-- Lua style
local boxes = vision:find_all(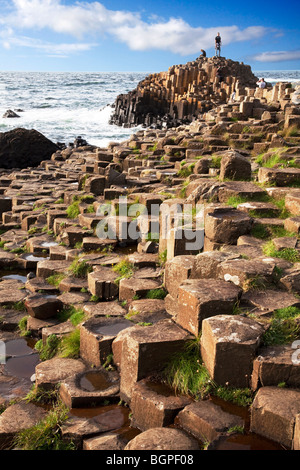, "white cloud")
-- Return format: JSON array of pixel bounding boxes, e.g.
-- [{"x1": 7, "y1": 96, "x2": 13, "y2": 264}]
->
[
  {"x1": 252, "y1": 50, "x2": 300, "y2": 62},
  {"x1": 0, "y1": 0, "x2": 271, "y2": 56},
  {"x1": 0, "y1": 32, "x2": 97, "y2": 56}
]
